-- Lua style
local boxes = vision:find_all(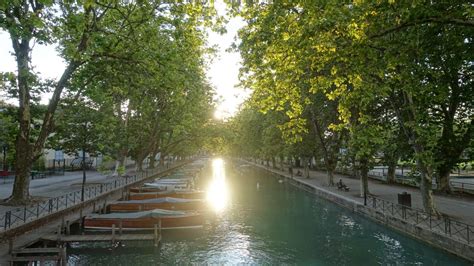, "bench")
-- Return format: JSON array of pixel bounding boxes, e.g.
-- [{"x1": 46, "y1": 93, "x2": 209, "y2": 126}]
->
[
  {"x1": 31, "y1": 171, "x2": 47, "y2": 179},
  {"x1": 337, "y1": 182, "x2": 350, "y2": 191}
]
